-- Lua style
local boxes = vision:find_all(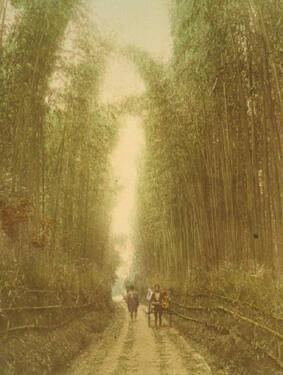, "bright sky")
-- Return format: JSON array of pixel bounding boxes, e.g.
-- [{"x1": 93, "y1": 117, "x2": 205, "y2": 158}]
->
[
  {"x1": 96, "y1": 0, "x2": 172, "y2": 279},
  {"x1": 111, "y1": 116, "x2": 145, "y2": 279},
  {"x1": 97, "y1": 0, "x2": 171, "y2": 104},
  {"x1": 111, "y1": 116, "x2": 145, "y2": 237},
  {"x1": 95, "y1": 0, "x2": 171, "y2": 60}
]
